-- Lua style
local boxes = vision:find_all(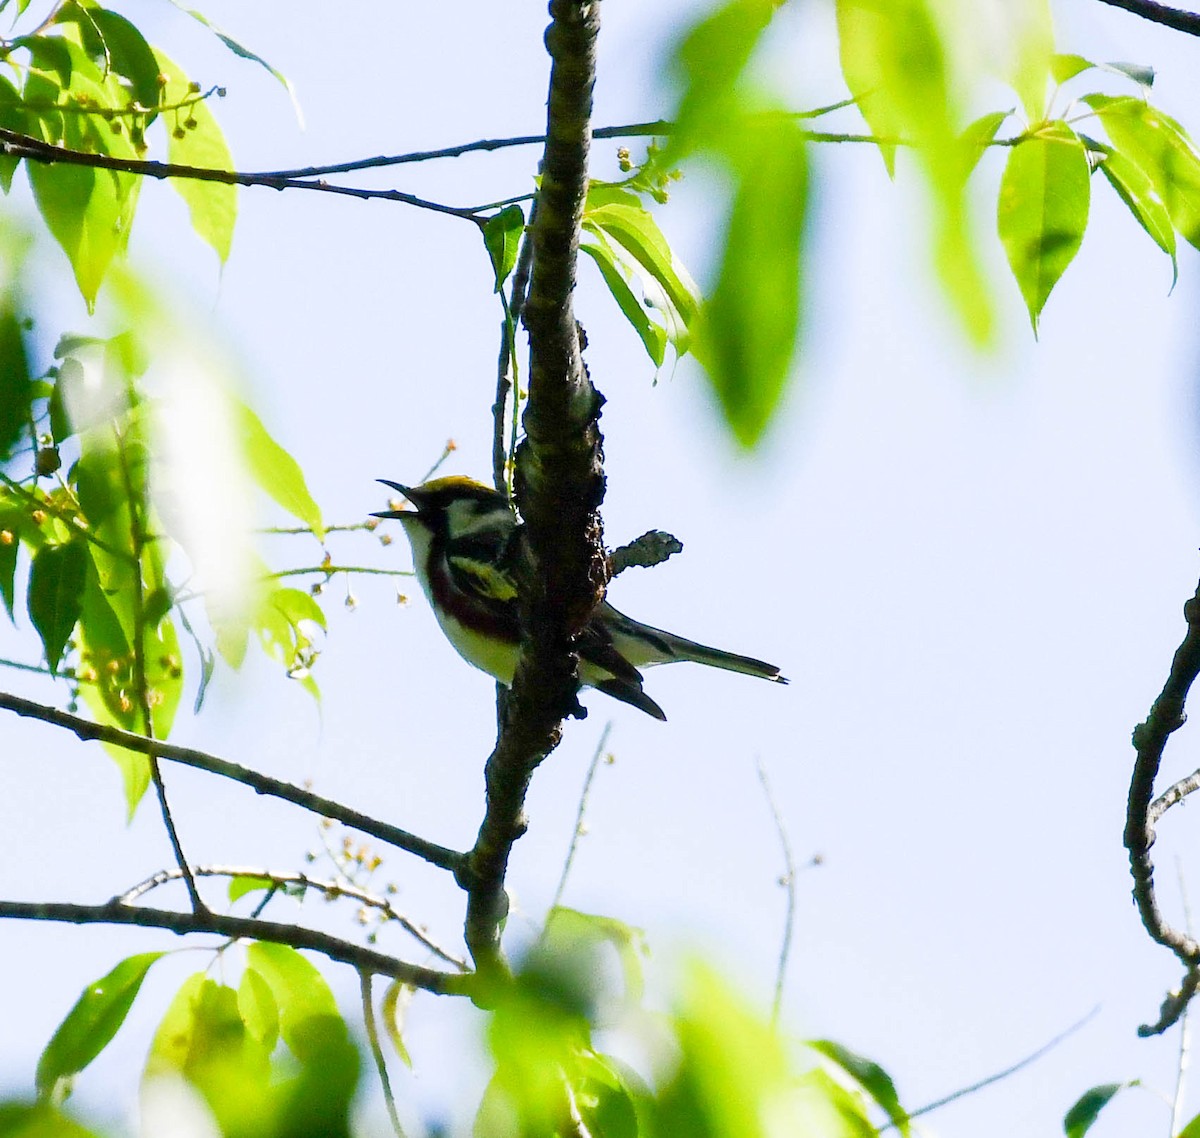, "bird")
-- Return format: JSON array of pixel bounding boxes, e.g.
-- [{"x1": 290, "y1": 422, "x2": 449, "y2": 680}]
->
[{"x1": 374, "y1": 475, "x2": 787, "y2": 721}]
